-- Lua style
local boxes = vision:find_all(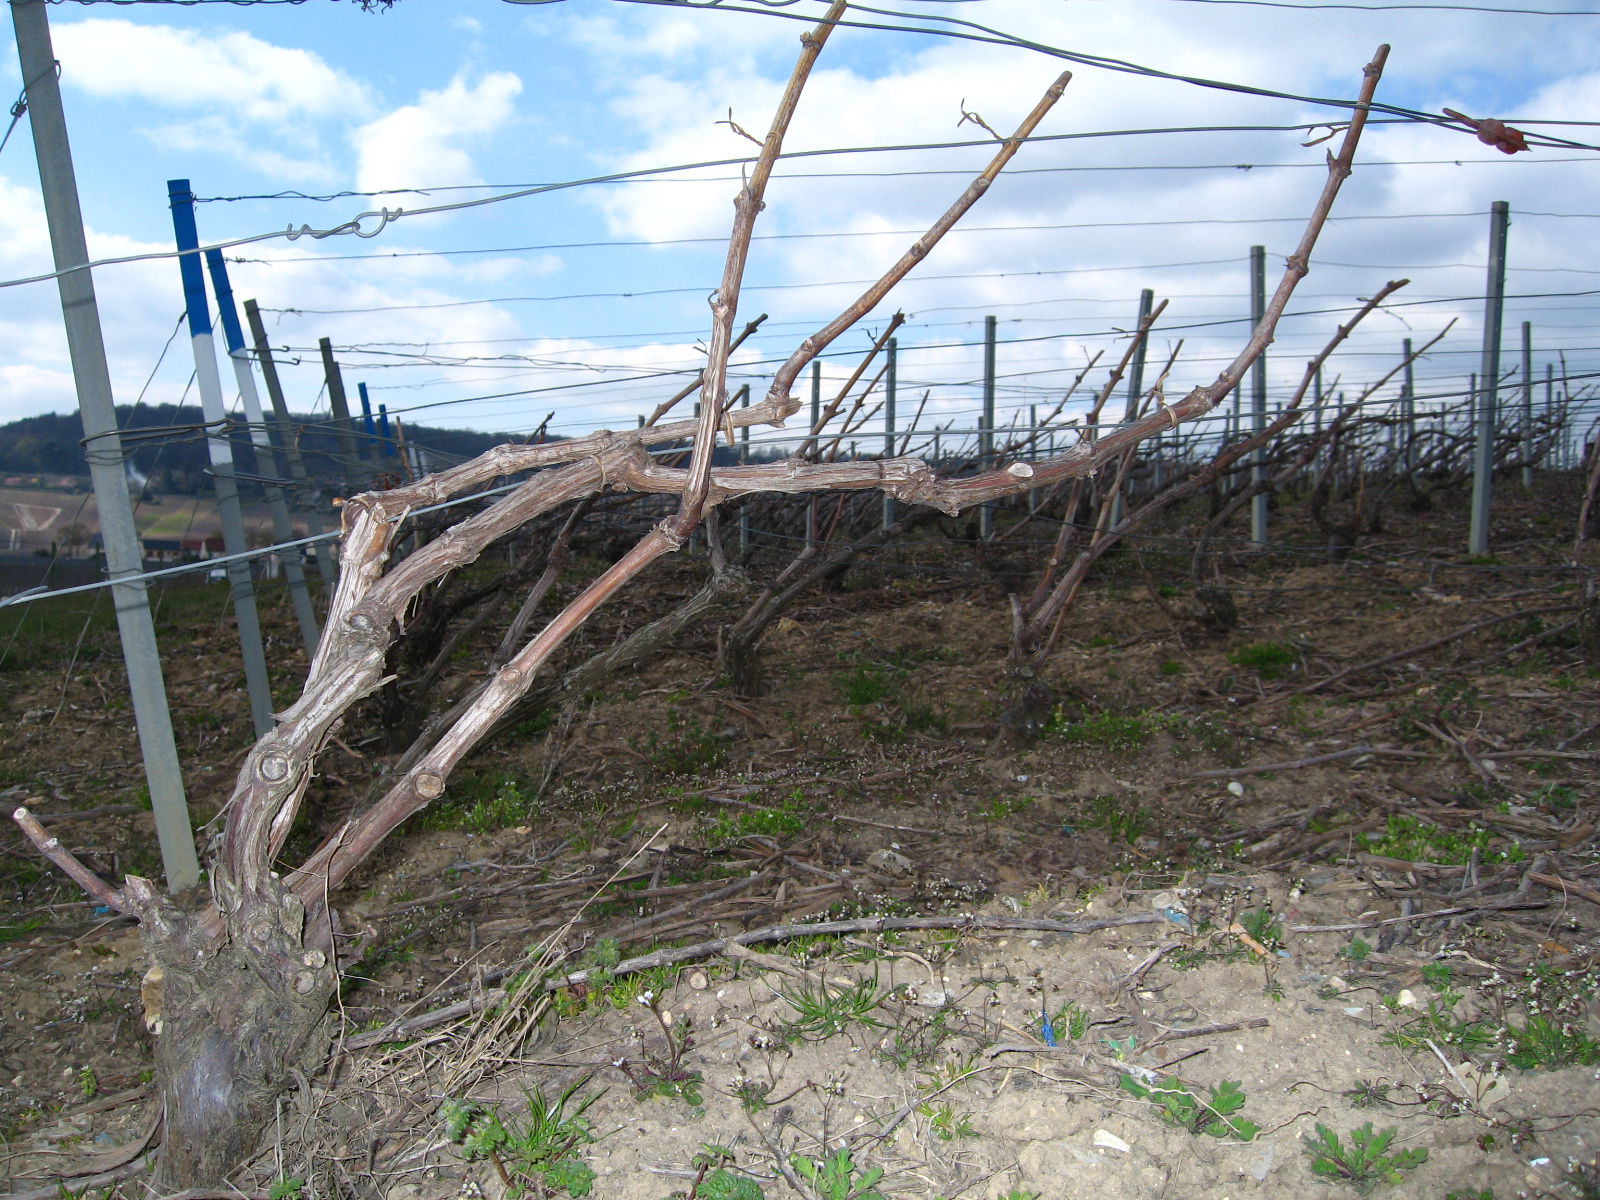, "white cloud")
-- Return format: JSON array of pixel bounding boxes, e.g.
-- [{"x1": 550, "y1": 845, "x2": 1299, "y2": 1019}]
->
[
  {"x1": 352, "y1": 72, "x2": 524, "y2": 194},
  {"x1": 52, "y1": 19, "x2": 371, "y2": 123}
]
